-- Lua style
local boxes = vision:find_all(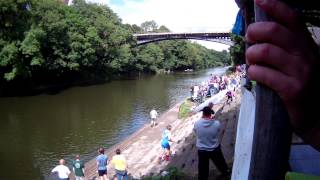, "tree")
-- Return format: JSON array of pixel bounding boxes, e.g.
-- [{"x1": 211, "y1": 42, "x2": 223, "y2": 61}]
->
[
  {"x1": 0, "y1": 1, "x2": 230, "y2": 95},
  {"x1": 126, "y1": 24, "x2": 143, "y2": 33},
  {"x1": 157, "y1": 25, "x2": 170, "y2": 33},
  {"x1": 140, "y1": 20, "x2": 158, "y2": 33},
  {"x1": 136, "y1": 44, "x2": 164, "y2": 72},
  {"x1": 229, "y1": 34, "x2": 245, "y2": 66}
]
